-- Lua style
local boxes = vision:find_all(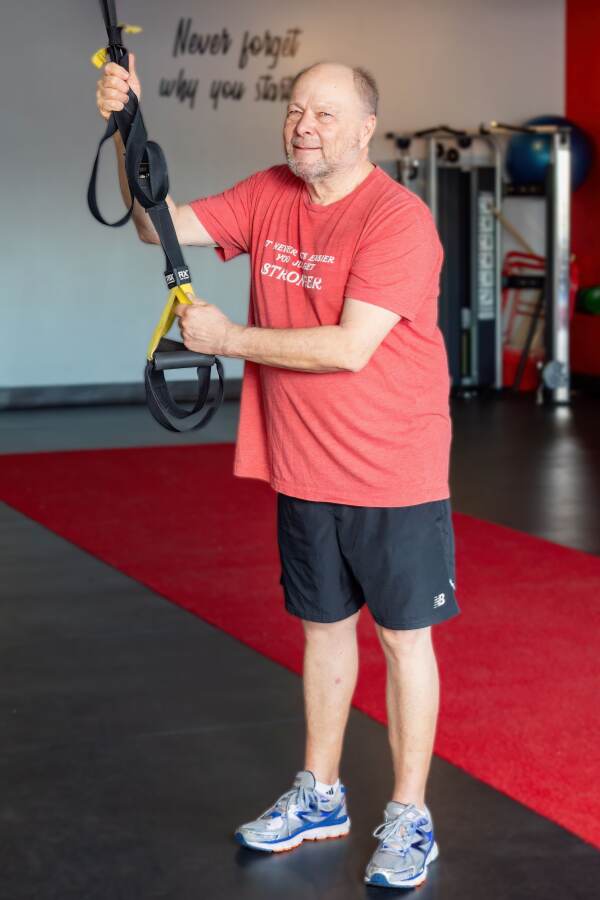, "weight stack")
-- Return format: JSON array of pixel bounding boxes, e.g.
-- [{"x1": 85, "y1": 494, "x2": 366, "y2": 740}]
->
[{"x1": 437, "y1": 166, "x2": 498, "y2": 389}]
